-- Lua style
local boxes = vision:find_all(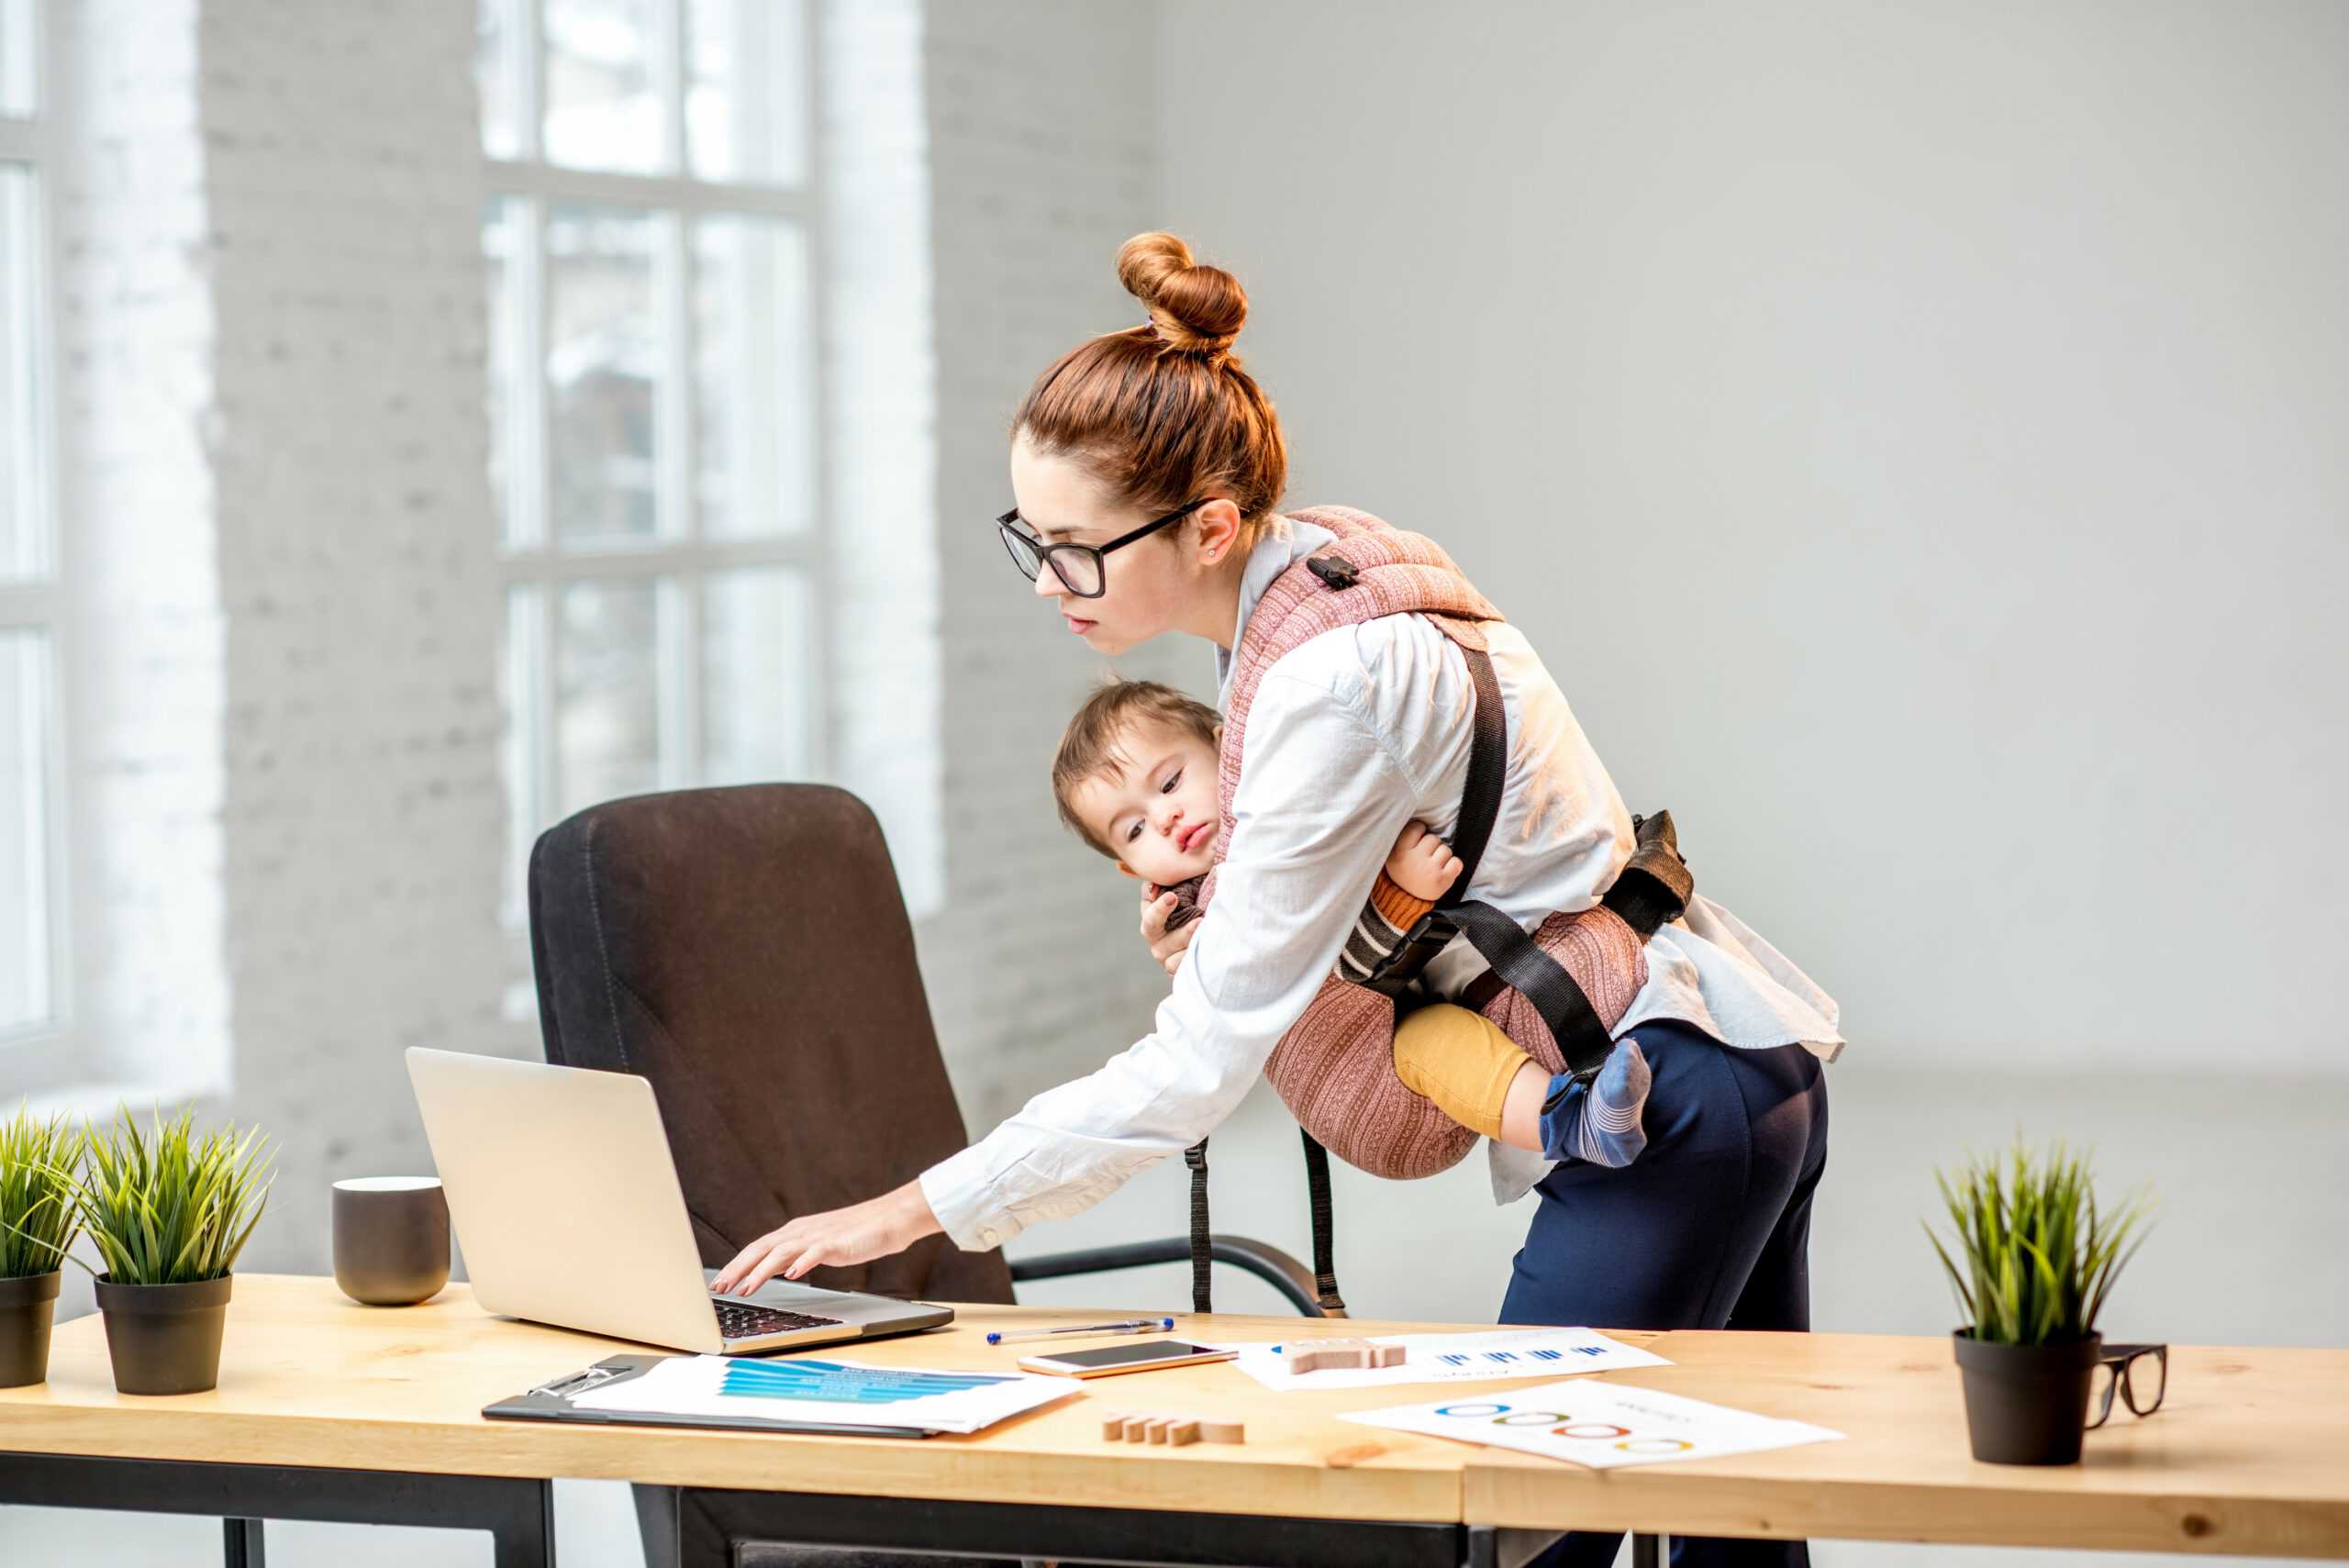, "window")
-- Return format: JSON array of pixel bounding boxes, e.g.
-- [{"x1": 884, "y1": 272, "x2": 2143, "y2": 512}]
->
[
  {"x1": 0, "y1": 0, "x2": 61, "y2": 1062},
  {"x1": 480, "y1": 0, "x2": 821, "y2": 1000}
]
